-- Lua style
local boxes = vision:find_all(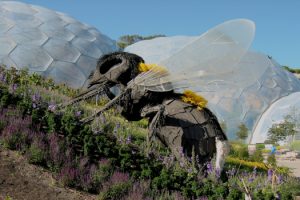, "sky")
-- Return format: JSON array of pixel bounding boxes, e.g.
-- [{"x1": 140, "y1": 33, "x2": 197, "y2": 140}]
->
[{"x1": 7, "y1": 0, "x2": 300, "y2": 68}]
